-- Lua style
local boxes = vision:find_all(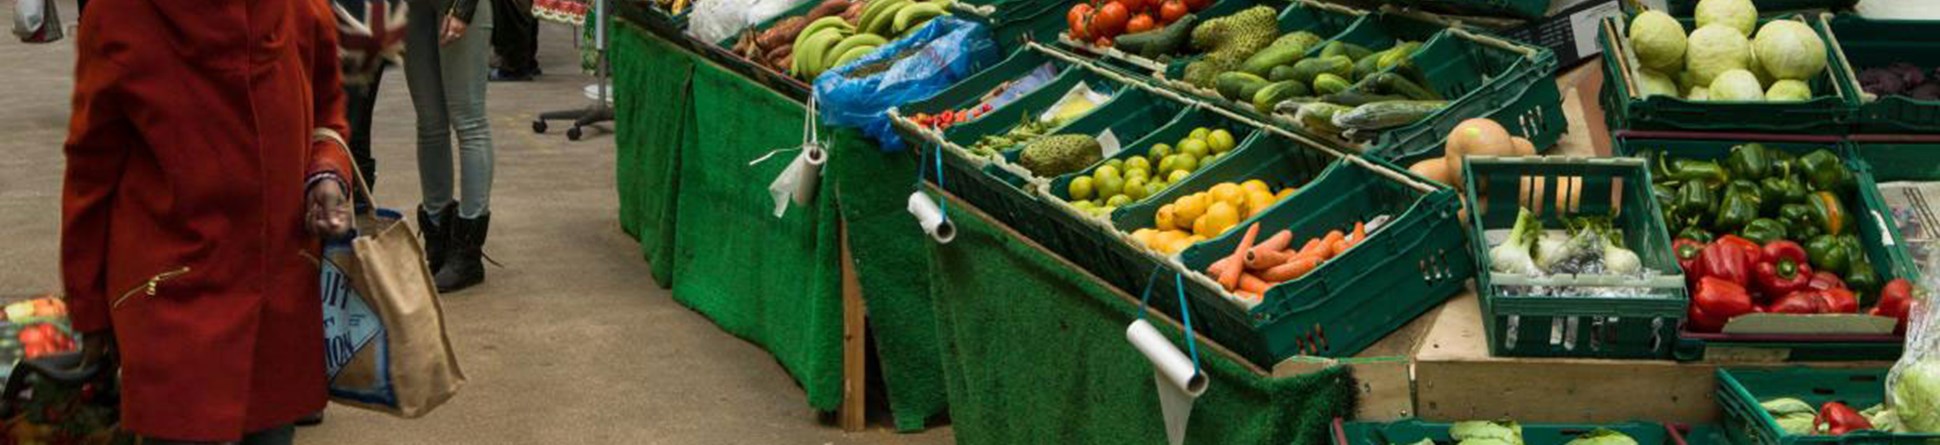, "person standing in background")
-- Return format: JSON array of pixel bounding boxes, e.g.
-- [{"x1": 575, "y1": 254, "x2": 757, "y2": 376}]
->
[
  {"x1": 406, "y1": 0, "x2": 497, "y2": 292},
  {"x1": 489, "y1": 0, "x2": 540, "y2": 81},
  {"x1": 335, "y1": 0, "x2": 411, "y2": 211},
  {"x1": 62, "y1": 0, "x2": 353, "y2": 442}
]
